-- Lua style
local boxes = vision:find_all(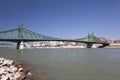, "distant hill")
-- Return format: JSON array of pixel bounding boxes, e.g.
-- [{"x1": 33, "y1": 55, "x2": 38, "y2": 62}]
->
[
  {"x1": 112, "y1": 40, "x2": 120, "y2": 43},
  {"x1": 98, "y1": 37, "x2": 120, "y2": 44},
  {"x1": 98, "y1": 37, "x2": 108, "y2": 43}
]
